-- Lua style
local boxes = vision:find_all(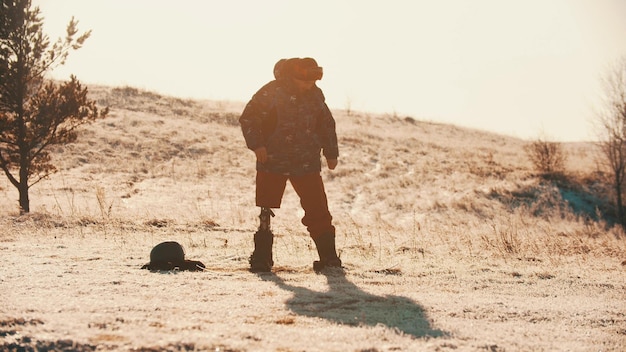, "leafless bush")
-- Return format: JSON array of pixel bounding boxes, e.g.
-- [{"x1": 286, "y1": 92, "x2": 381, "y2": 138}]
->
[{"x1": 524, "y1": 138, "x2": 566, "y2": 176}]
